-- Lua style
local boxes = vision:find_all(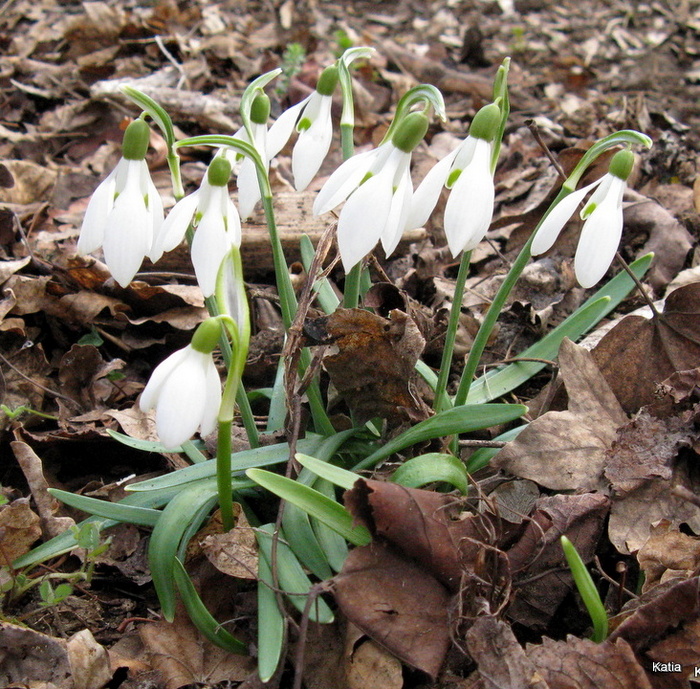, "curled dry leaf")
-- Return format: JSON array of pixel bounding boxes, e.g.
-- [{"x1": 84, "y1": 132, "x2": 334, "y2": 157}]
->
[
  {"x1": 637, "y1": 520, "x2": 700, "y2": 591},
  {"x1": 609, "y1": 576, "x2": 700, "y2": 687},
  {"x1": 0, "y1": 498, "x2": 42, "y2": 563},
  {"x1": 333, "y1": 540, "x2": 452, "y2": 679},
  {"x1": 525, "y1": 636, "x2": 653, "y2": 689},
  {"x1": 592, "y1": 282, "x2": 700, "y2": 414},
  {"x1": 304, "y1": 308, "x2": 430, "y2": 424},
  {"x1": 492, "y1": 338, "x2": 627, "y2": 491},
  {"x1": 200, "y1": 505, "x2": 258, "y2": 580}
]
